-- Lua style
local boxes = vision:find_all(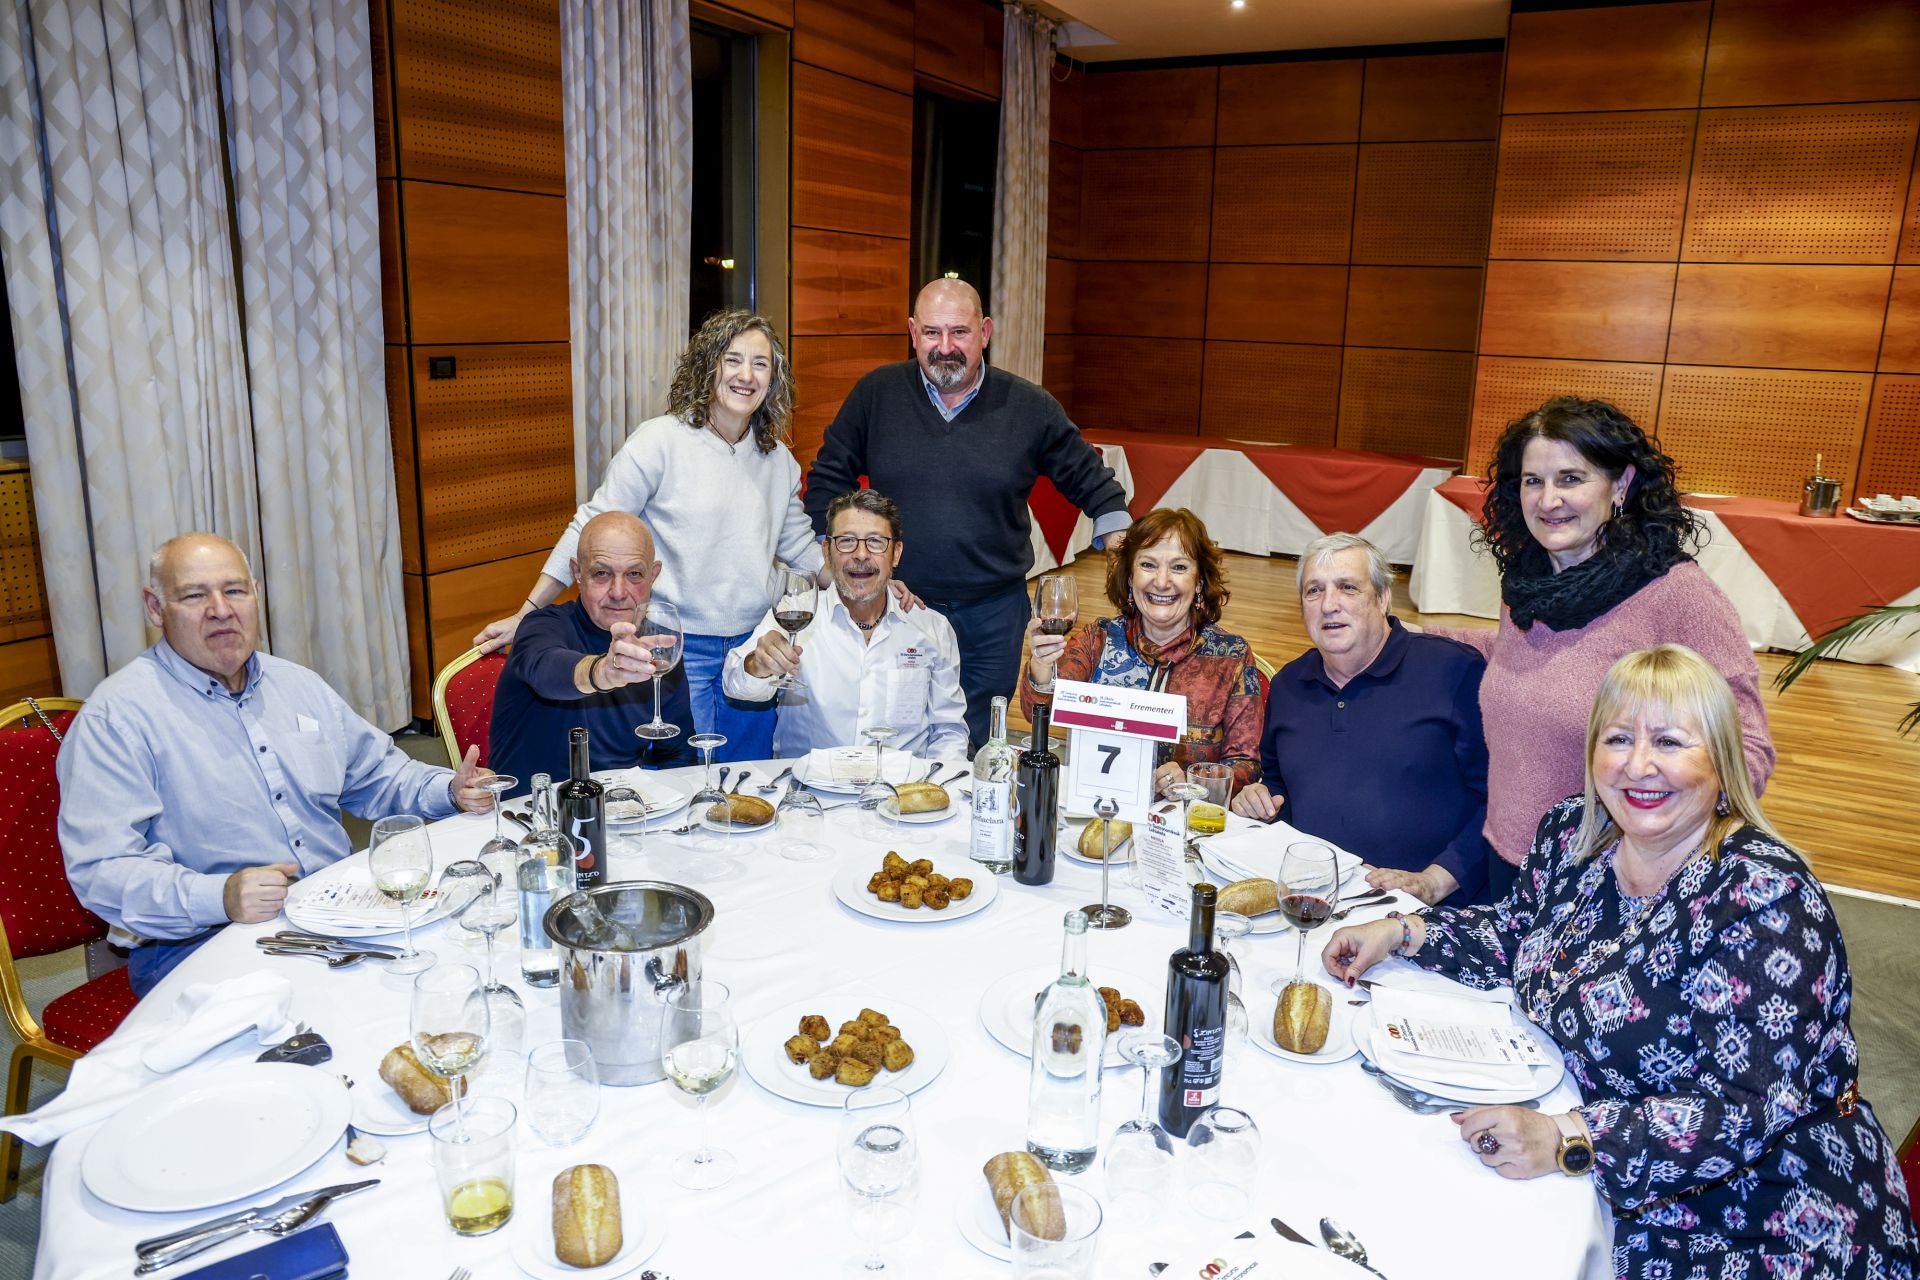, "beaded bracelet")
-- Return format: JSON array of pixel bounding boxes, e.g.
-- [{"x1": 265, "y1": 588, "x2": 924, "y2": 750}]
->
[{"x1": 1386, "y1": 910, "x2": 1415, "y2": 957}]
